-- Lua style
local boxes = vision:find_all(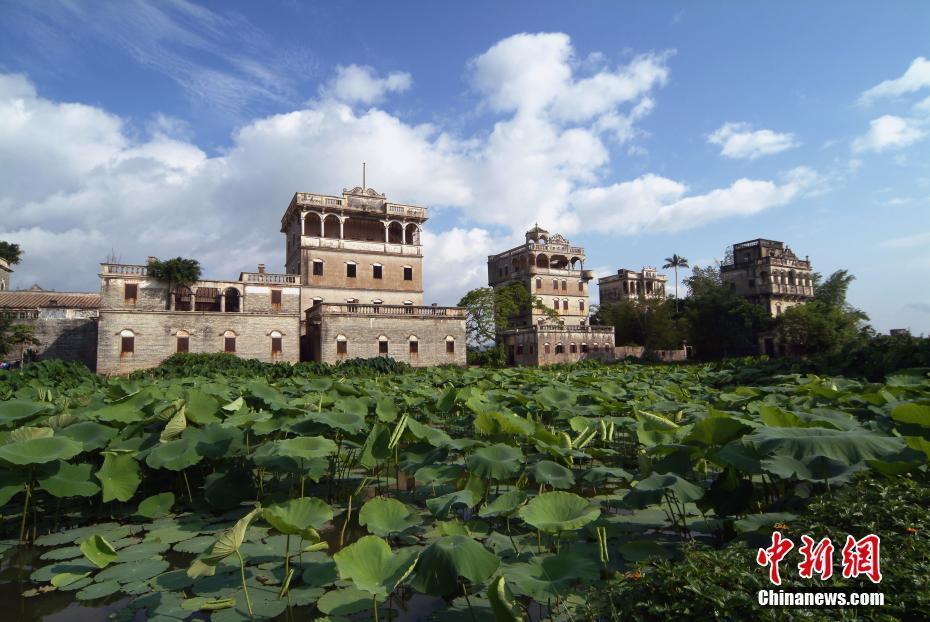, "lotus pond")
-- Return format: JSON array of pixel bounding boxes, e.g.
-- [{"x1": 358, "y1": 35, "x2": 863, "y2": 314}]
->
[{"x1": 0, "y1": 358, "x2": 928, "y2": 621}]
